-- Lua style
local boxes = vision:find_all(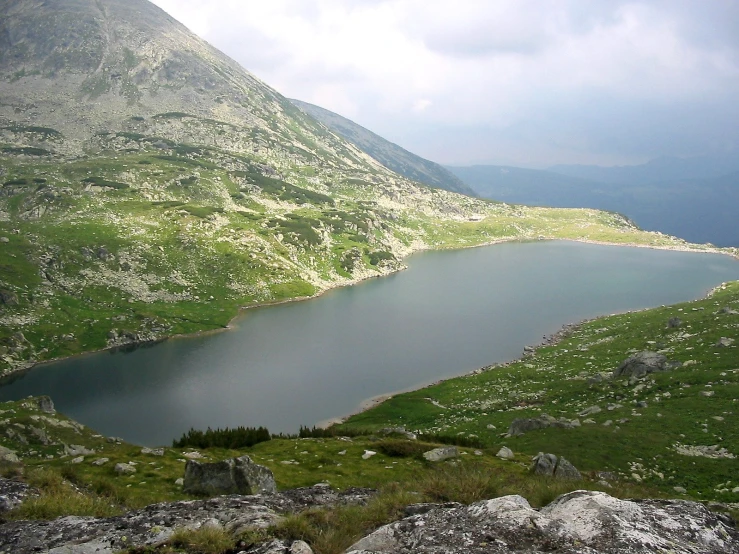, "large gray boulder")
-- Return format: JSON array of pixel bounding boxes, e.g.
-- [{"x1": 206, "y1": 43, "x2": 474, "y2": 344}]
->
[
  {"x1": 346, "y1": 490, "x2": 739, "y2": 553},
  {"x1": 531, "y1": 452, "x2": 582, "y2": 480},
  {"x1": 422, "y1": 446, "x2": 458, "y2": 462},
  {"x1": 531, "y1": 452, "x2": 558, "y2": 476},
  {"x1": 183, "y1": 454, "x2": 276, "y2": 496},
  {"x1": 613, "y1": 351, "x2": 678, "y2": 378},
  {"x1": 36, "y1": 396, "x2": 55, "y2": 414}
]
